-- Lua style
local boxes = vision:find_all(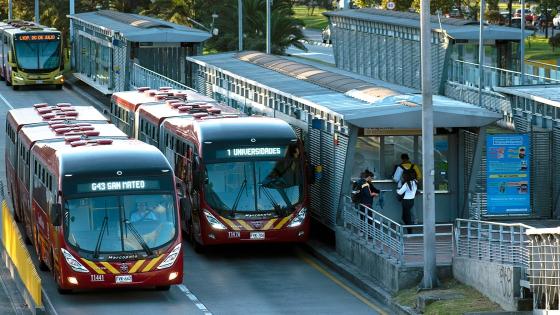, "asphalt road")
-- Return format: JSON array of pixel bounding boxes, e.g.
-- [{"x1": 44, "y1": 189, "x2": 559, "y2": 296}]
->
[{"x1": 0, "y1": 81, "x2": 389, "y2": 315}]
